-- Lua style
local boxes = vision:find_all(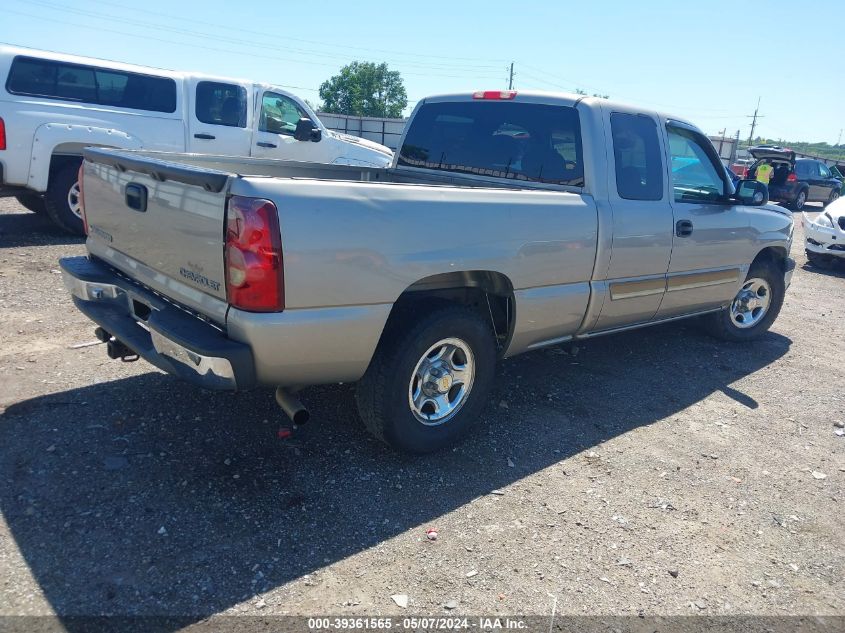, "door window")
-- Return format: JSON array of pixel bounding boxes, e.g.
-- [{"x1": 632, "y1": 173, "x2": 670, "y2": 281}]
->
[
  {"x1": 259, "y1": 92, "x2": 309, "y2": 136},
  {"x1": 195, "y1": 81, "x2": 246, "y2": 128},
  {"x1": 610, "y1": 113, "x2": 663, "y2": 200},
  {"x1": 666, "y1": 125, "x2": 727, "y2": 203},
  {"x1": 819, "y1": 163, "x2": 832, "y2": 179}
]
